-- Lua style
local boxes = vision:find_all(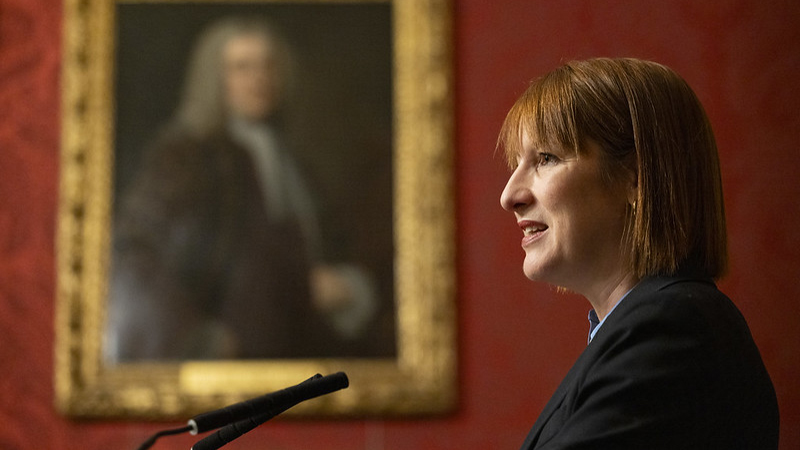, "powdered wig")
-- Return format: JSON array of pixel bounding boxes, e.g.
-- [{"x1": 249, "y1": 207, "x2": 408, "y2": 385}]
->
[
  {"x1": 173, "y1": 16, "x2": 295, "y2": 136},
  {"x1": 498, "y1": 58, "x2": 727, "y2": 279}
]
